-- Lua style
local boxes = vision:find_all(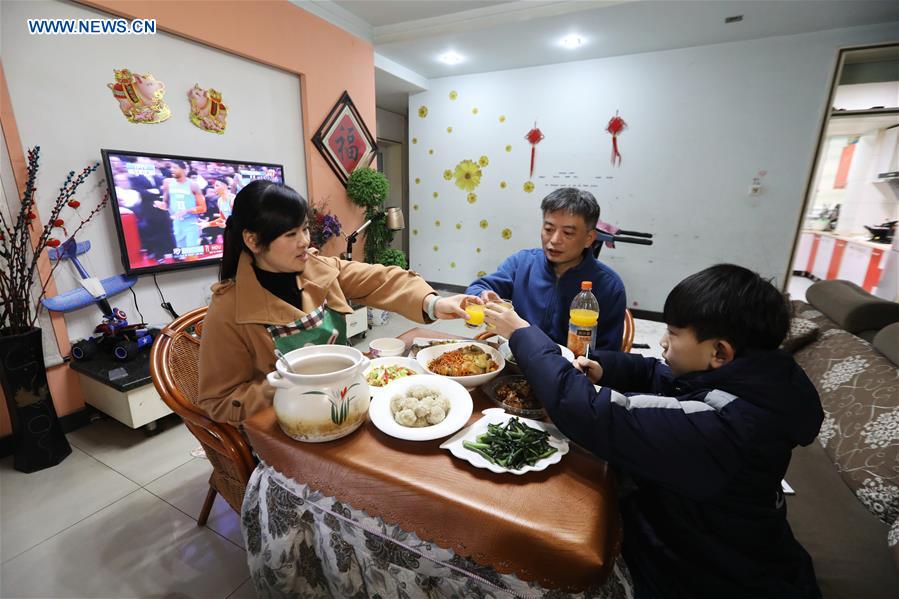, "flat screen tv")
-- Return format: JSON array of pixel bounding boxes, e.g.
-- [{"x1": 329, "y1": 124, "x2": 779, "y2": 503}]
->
[{"x1": 101, "y1": 149, "x2": 285, "y2": 276}]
